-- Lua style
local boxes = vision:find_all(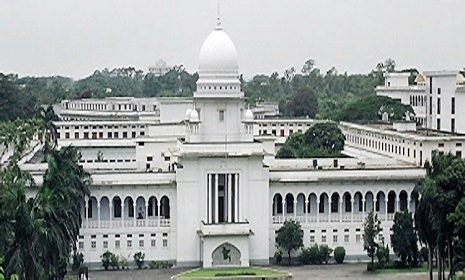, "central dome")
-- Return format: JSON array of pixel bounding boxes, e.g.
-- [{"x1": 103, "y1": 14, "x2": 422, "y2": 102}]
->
[{"x1": 198, "y1": 24, "x2": 238, "y2": 74}]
